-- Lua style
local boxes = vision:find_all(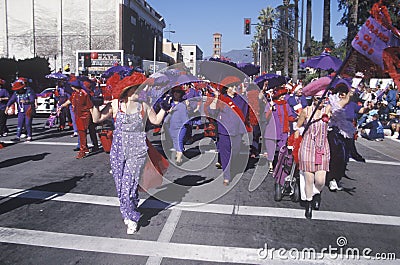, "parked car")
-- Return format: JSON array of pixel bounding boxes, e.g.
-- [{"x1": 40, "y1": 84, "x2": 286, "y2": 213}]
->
[{"x1": 36, "y1": 87, "x2": 57, "y2": 114}]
